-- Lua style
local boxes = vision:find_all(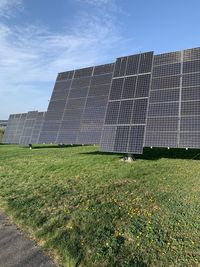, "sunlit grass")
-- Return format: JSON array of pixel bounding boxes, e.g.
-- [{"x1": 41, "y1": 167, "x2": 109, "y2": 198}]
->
[
  {"x1": 0, "y1": 128, "x2": 4, "y2": 143},
  {"x1": 0, "y1": 144, "x2": 200, "y2": 266}
]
